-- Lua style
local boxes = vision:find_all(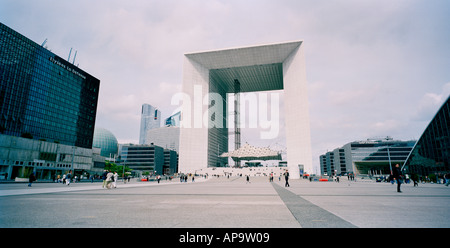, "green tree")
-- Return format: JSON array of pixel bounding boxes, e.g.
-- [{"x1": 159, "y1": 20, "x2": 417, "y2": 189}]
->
[{"x1": 105, "y1": 161, "x2": 132, "y2": 177}]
